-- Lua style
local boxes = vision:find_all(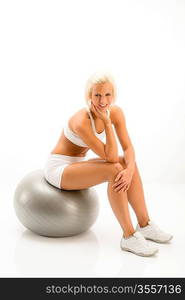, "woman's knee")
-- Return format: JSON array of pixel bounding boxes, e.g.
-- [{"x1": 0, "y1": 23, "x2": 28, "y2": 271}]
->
[
  {"x1": 118, "y1": 155, "x2": 127, "y2": 168},
  {"x1": 107, "y1": 162, "x2": 124, "y2": 182}
]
